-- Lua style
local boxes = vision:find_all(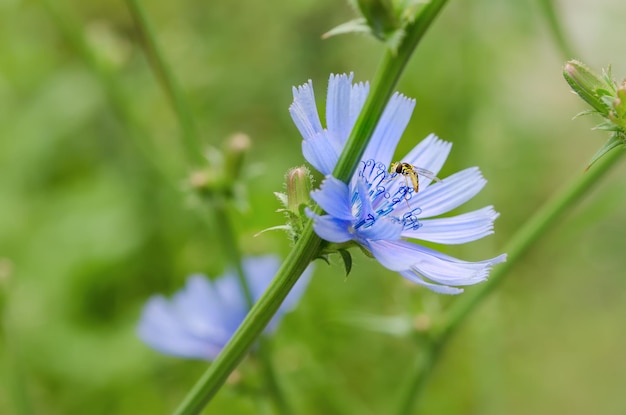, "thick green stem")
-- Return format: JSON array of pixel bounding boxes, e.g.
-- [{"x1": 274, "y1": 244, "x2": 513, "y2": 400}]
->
[
  {"x1": 399, "y1": 145, "x2": 624, "y2": 414},
  {"x1": 125, "y1": 0, "x2": 204, "y2": 166},
  {"x1": 210, "y1": 200, "x2": 290, "y2": 413},
  {"x1": 172, "y1": 2, "x2": 449, "y2": 414},
  {"x1": 172, "y1": 225, "x2": 323, "y2": 415},
  {"x1": 333, "y1": 0, "x2": 449, "y2": 183}
]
